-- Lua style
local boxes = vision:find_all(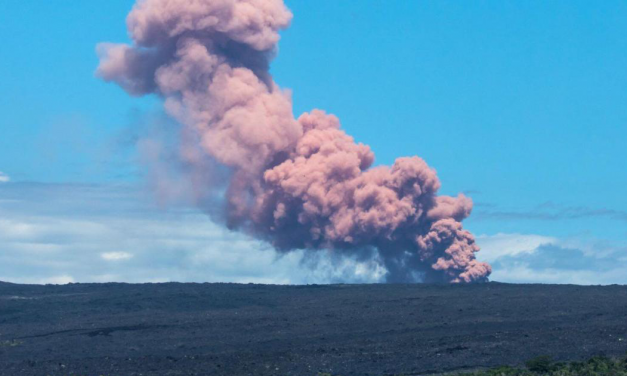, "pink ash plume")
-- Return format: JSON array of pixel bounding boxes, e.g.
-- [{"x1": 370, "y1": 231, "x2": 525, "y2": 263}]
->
[{"x1": 97, "y1": 0, "x2": 491, "y2": 283}]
